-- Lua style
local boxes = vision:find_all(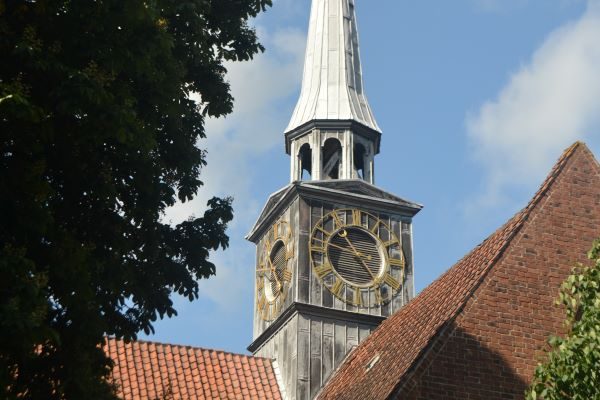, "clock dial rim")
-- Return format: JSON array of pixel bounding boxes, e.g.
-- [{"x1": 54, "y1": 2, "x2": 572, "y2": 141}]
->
[
  {"x1": 256, "y1": 220, "x2": 293, "y2": 321},
  {"x1": 309, "y1": 208, "x2": 406, "y2": 307},
  {"x1": 263, "y1": 239, "x2": 287, "y2": 302}
]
